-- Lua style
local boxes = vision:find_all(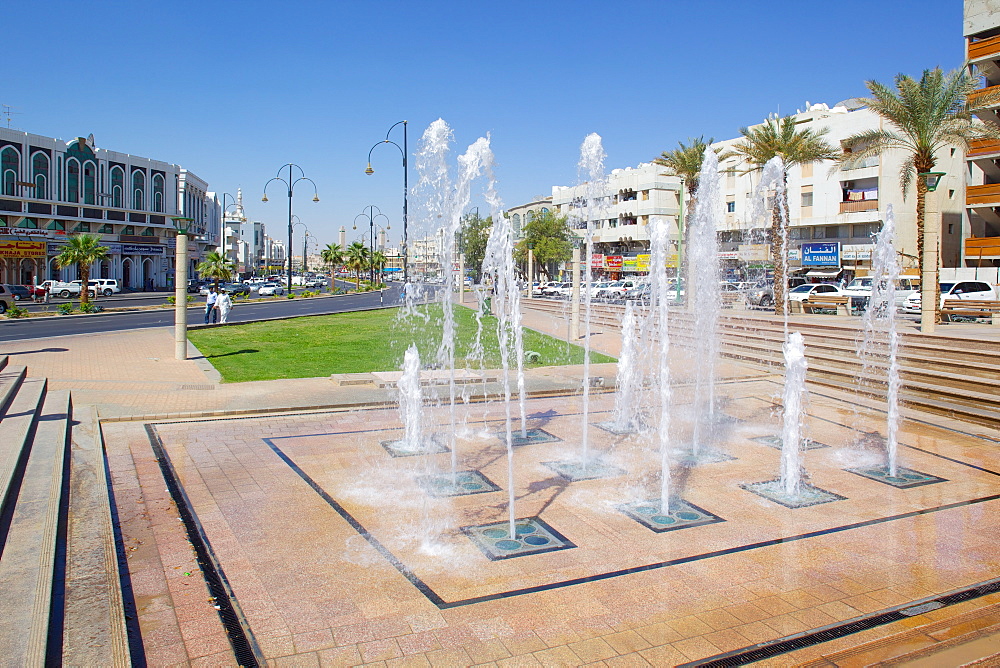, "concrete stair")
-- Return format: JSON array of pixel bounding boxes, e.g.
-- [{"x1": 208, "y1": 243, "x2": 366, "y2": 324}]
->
[
  {"x1": 522, "y1": 298, "x2": 1000, "y2": 430},
  {"x1": 0, "y1": 360, "x2": 131, "y2": 665}
]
